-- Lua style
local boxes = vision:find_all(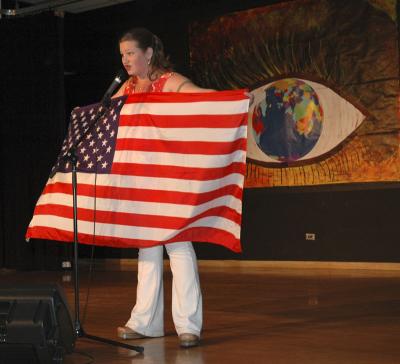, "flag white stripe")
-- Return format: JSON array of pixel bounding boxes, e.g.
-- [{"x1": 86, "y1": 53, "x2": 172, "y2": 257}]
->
[
  {"x1": 30, "y1": 214, "x2": 241, "y2": 240},
  {"x1": 120, "y1": 100, "x2": 249, "y2": 116},
  {"x1": 117, "y1": 126, "x2": 247, "y2": 142},
  {"x1": 113, "y1": 150, "x2": 246, "y2": 168},
  {"x1": 49, "y1": 172, "x2": 245, "y2": 194},
  {"x1": 36, "y1": 192, "x2": 243, "y2": 217}
]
